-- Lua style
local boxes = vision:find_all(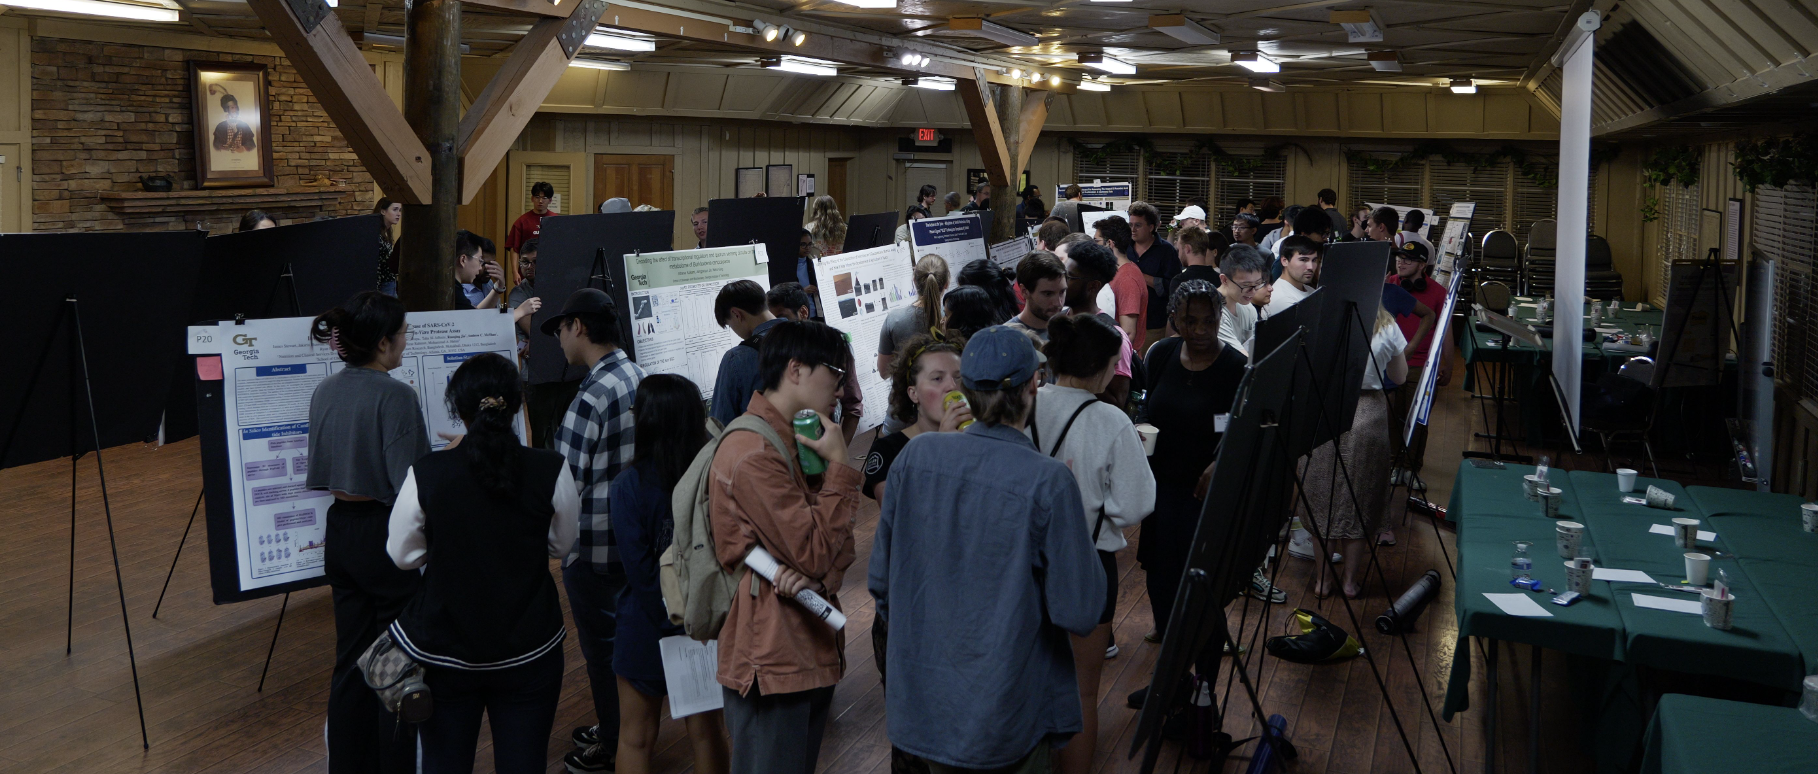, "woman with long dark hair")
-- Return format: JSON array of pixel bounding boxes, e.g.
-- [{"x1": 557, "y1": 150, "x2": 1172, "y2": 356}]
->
[
  {"x1": 383, "y1": 352, "x2": 576, "y2": 773},
  {"x1": 958, "y1": 257, "x2": 1020, "y2": 322},
  {"x1": 609, "y1": 374, "x2": 730, "y2": 774},
  {"x1": 941, "y1": 285, "x2": 1002, "y2": 342},
  {"x1": 305, "y1": 290, "x2": 429, "y2": 773},
  {"x1": 375, "y1": 197, "x2": 403, "y2": 296}
]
